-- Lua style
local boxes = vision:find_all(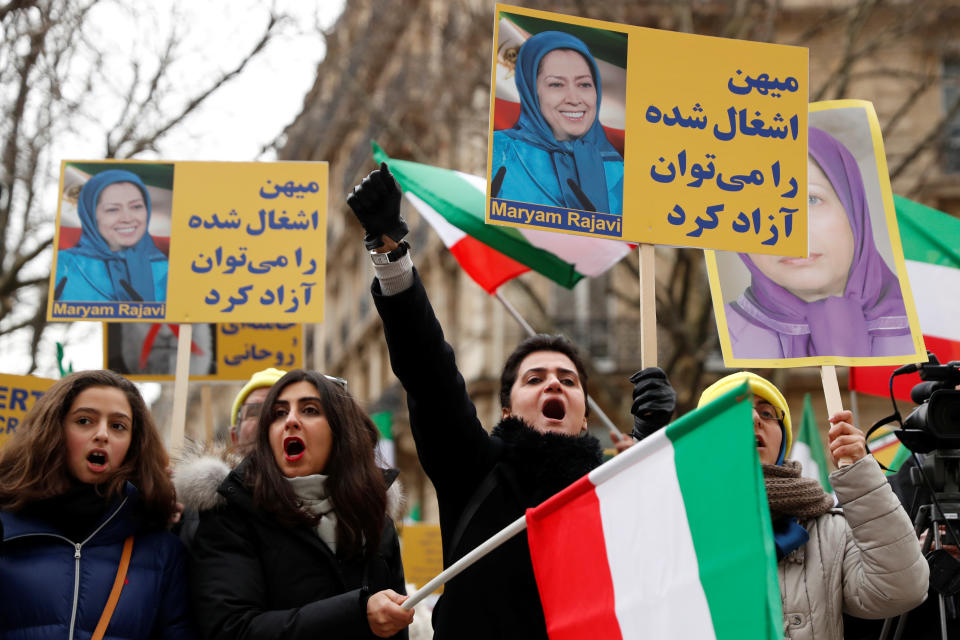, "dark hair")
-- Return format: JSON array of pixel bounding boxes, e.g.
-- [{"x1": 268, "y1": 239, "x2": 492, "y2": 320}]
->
[
  {"x1": 0, "y1": 370, "x2": 176, "y2": 526},
  {"x1": 499, "y1": 334, "x2": 589, "y2": 416},
  {"x1": 246, "y1": 369, "x2": 386, "y2": 558}
]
